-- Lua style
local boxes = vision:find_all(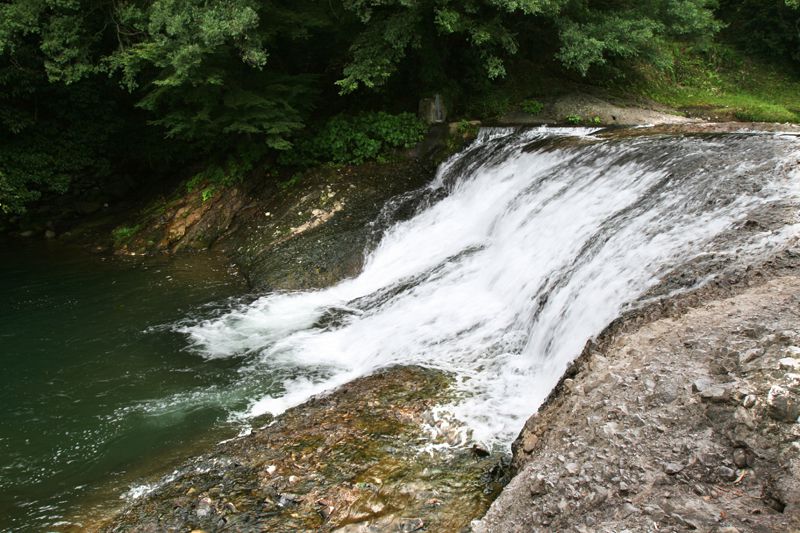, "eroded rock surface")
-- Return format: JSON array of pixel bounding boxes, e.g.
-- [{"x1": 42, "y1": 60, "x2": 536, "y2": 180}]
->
[
  {"x1": 474, "y1": 276, "x2": 800, "y2": 532},
  {"x1": 97, "y1": 366, "x2": 507, "y2": 533},
  {"x1": 114, "y1": 159, "x2": 435, "y2": 291}
]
